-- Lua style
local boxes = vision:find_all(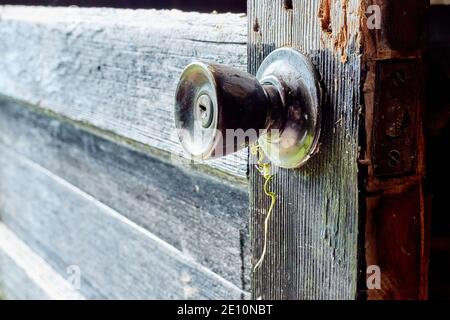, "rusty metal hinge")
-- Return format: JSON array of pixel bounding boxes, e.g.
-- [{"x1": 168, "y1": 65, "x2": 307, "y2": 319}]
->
[{"x1": 372, "y1": 60, "x2": 420, "y2": 178}]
